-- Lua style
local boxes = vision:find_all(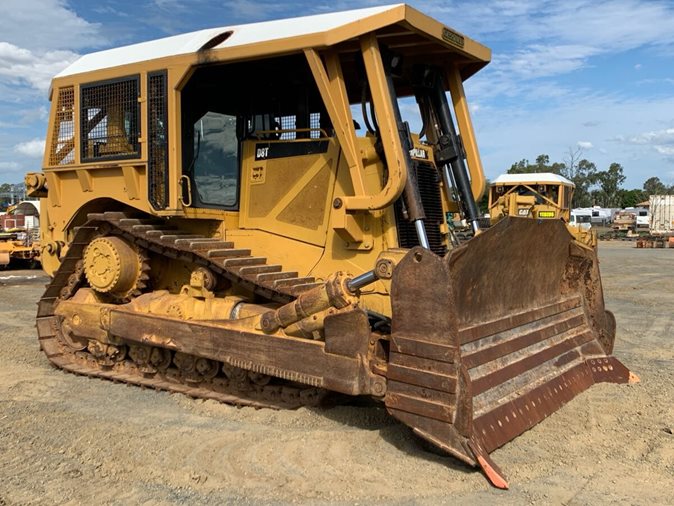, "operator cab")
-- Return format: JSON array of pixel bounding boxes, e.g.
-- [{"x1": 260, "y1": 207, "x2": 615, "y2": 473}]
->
[{"x1": 488, "y1": 173, "x2": 574, "y2": 222}]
